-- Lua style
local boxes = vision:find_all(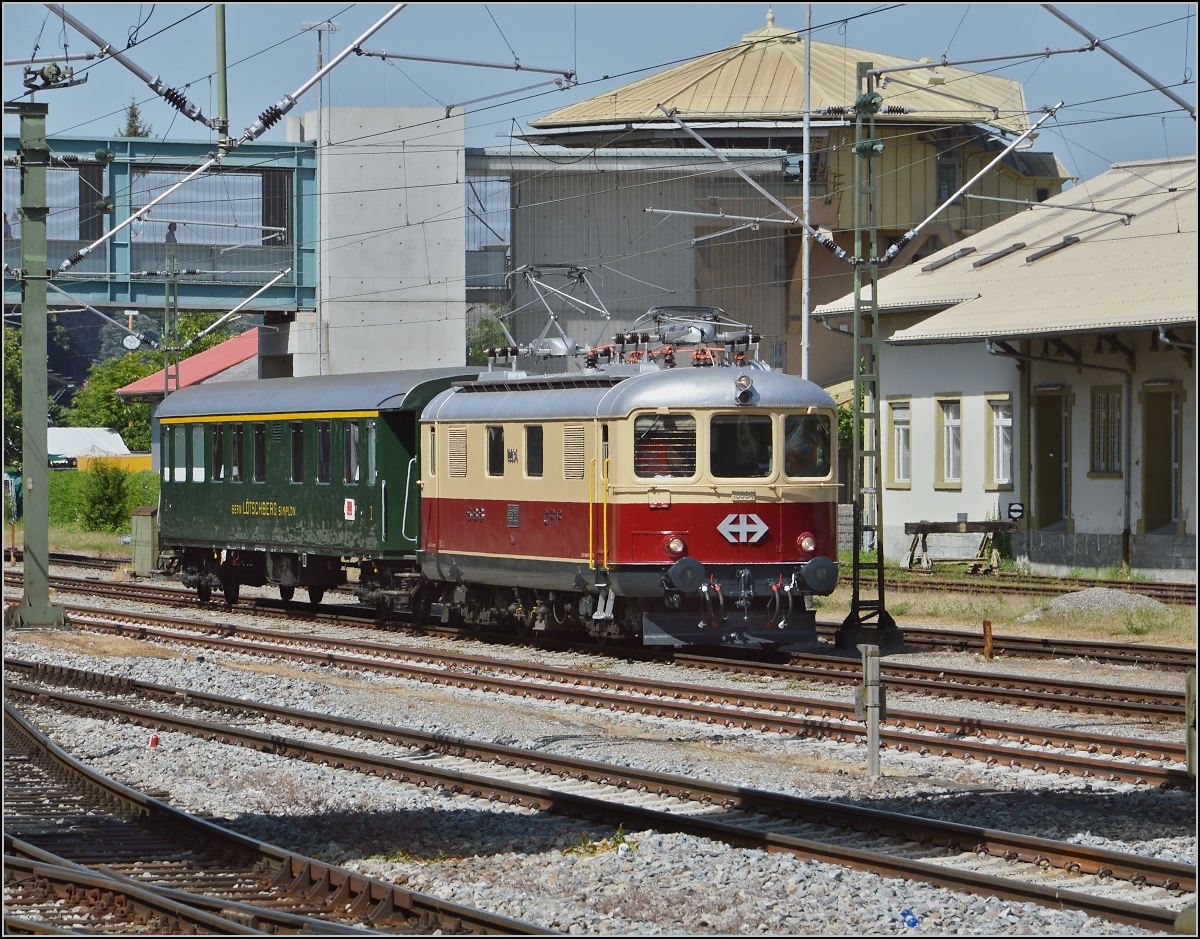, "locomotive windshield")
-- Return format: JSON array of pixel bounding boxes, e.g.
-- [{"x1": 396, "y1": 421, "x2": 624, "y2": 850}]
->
[
  {"x1": 634, "y1": 414, "x2": 696, "y2": 478},
  {"x1": 784, "y1": 414, "x2": 832, "y2": 477},
  {"x1": 710, "y1": 415, "x2": 772, "y2": 478}
]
